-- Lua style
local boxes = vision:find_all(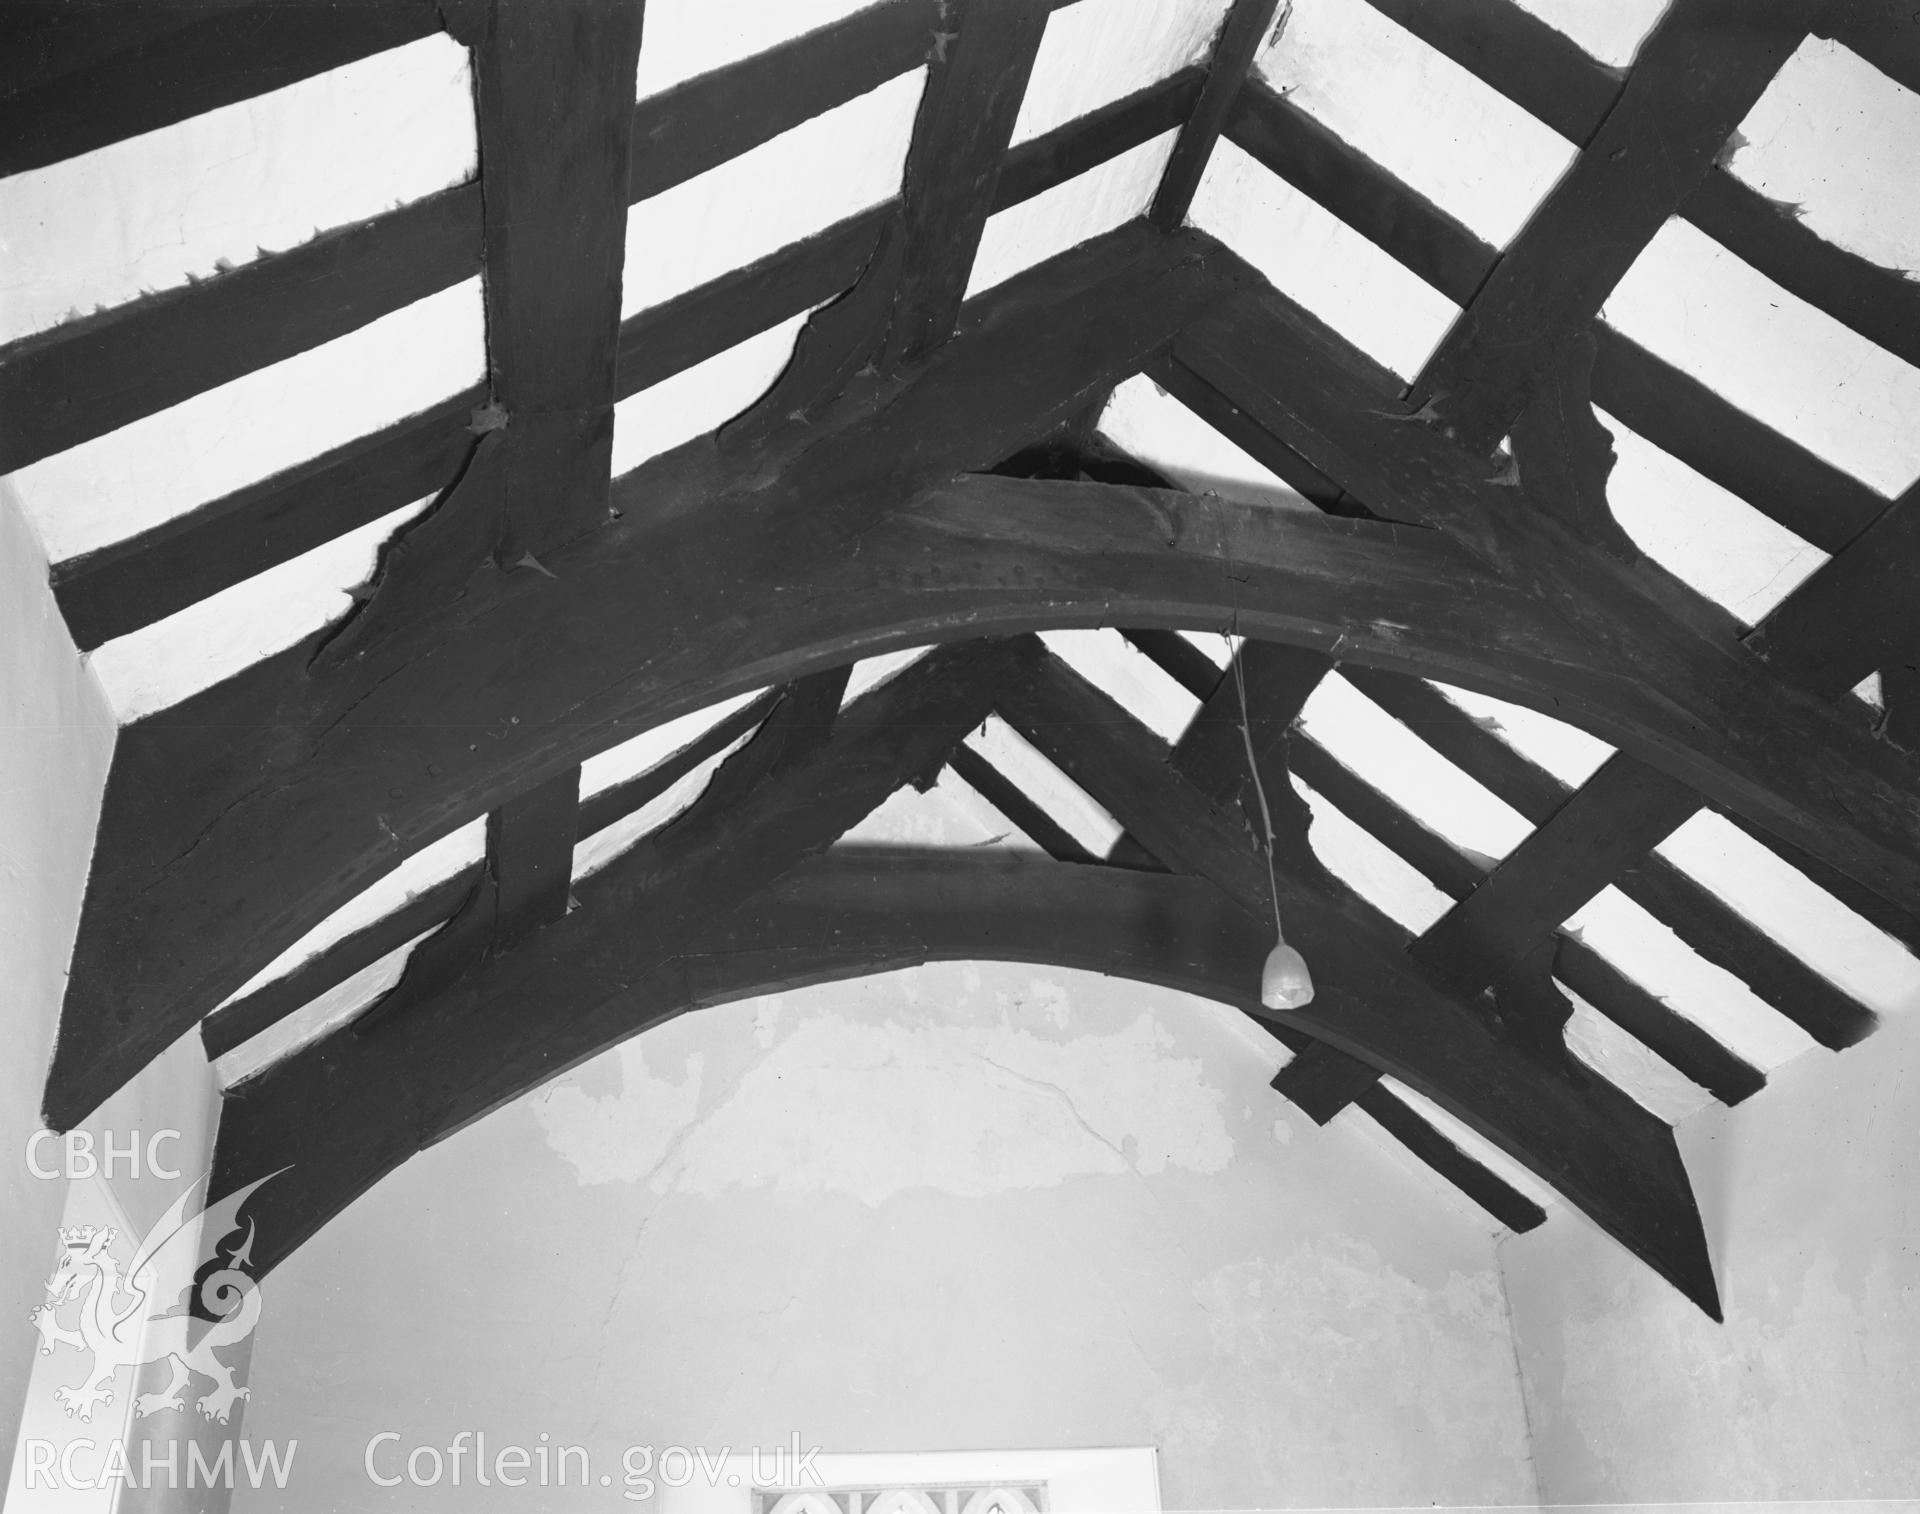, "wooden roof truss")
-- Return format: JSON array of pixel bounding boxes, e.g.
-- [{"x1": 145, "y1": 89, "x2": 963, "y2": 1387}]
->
[{"x1": 9, "y1": 0, "x2": 1920, "y2": 1322}]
